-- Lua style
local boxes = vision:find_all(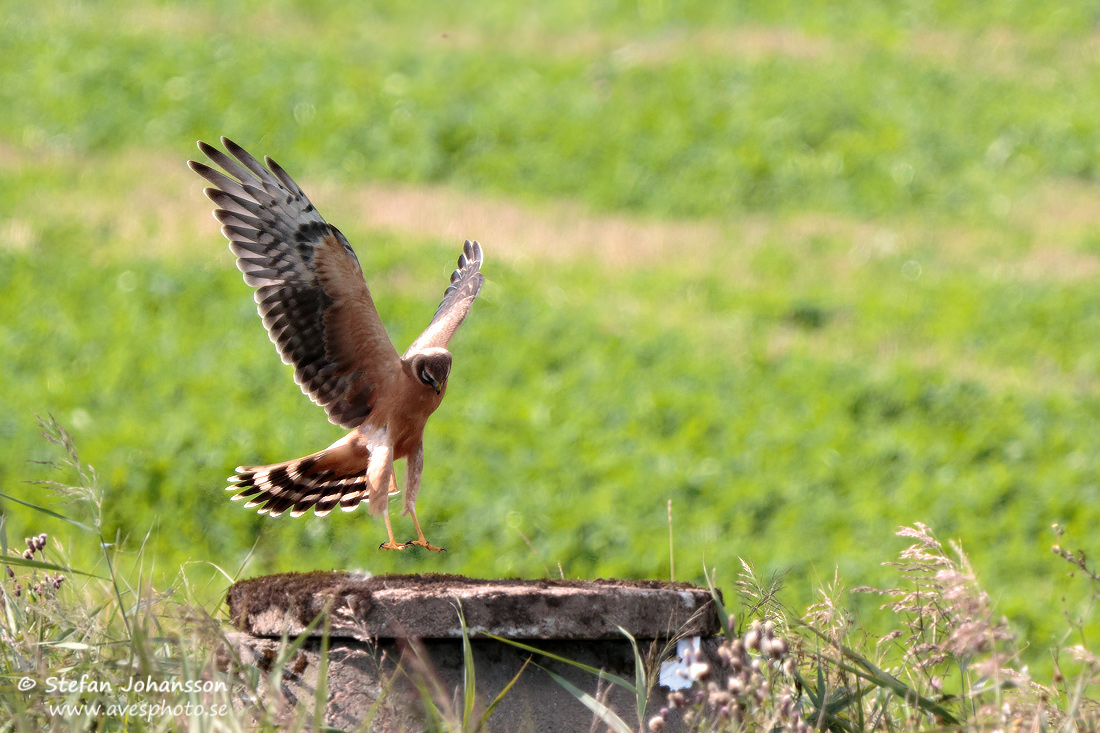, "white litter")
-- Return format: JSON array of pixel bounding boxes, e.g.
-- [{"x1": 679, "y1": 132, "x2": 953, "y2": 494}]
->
[{"x1": 658, "y1": 636, "x2": 703, "y2": 690}]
